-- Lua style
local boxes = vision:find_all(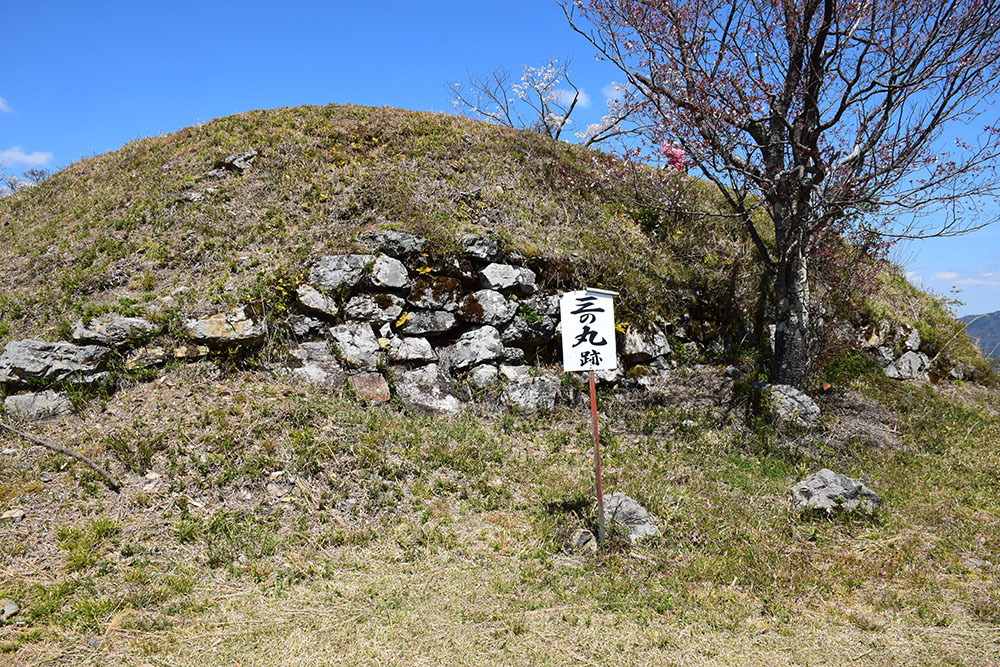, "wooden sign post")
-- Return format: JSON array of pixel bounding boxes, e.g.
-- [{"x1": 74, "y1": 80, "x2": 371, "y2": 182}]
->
[{"x1": 560, "y1": 288, "x2": 618, "y2": 546}]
